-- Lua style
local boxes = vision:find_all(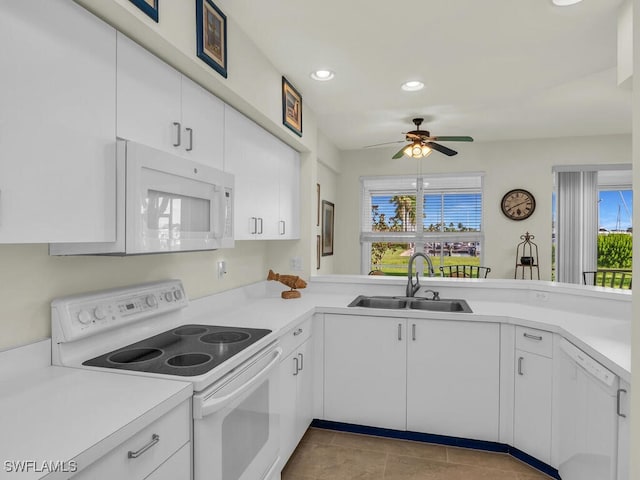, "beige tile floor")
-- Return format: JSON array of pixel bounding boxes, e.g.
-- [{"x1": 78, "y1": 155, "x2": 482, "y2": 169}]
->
[{"x1": 282, "y1": 428, "x2": 554, "y2": 480}]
